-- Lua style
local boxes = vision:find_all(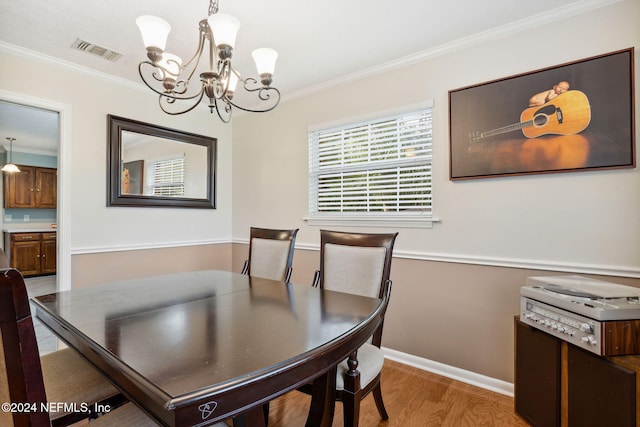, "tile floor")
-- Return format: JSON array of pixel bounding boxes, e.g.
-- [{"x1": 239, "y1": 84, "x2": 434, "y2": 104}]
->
[{"x1": 25, "y1": 274, "x2": 59, "y2": 355}]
